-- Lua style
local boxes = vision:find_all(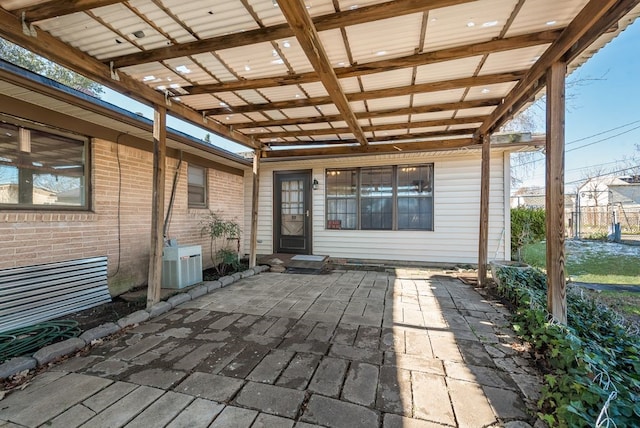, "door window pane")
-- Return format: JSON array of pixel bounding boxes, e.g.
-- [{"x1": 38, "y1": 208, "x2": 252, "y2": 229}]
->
[{"x1": 281, "y1": 179, "x2": 304, "y2": 235}]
